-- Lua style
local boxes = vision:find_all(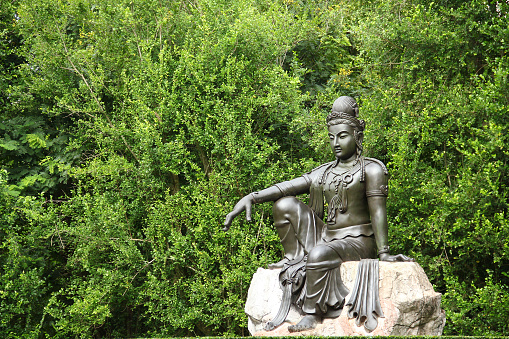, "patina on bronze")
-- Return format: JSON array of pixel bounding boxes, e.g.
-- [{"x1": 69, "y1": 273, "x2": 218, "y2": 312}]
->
[{"x1": 223, "y1": 96, "x2": 413, "y2": 332}]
